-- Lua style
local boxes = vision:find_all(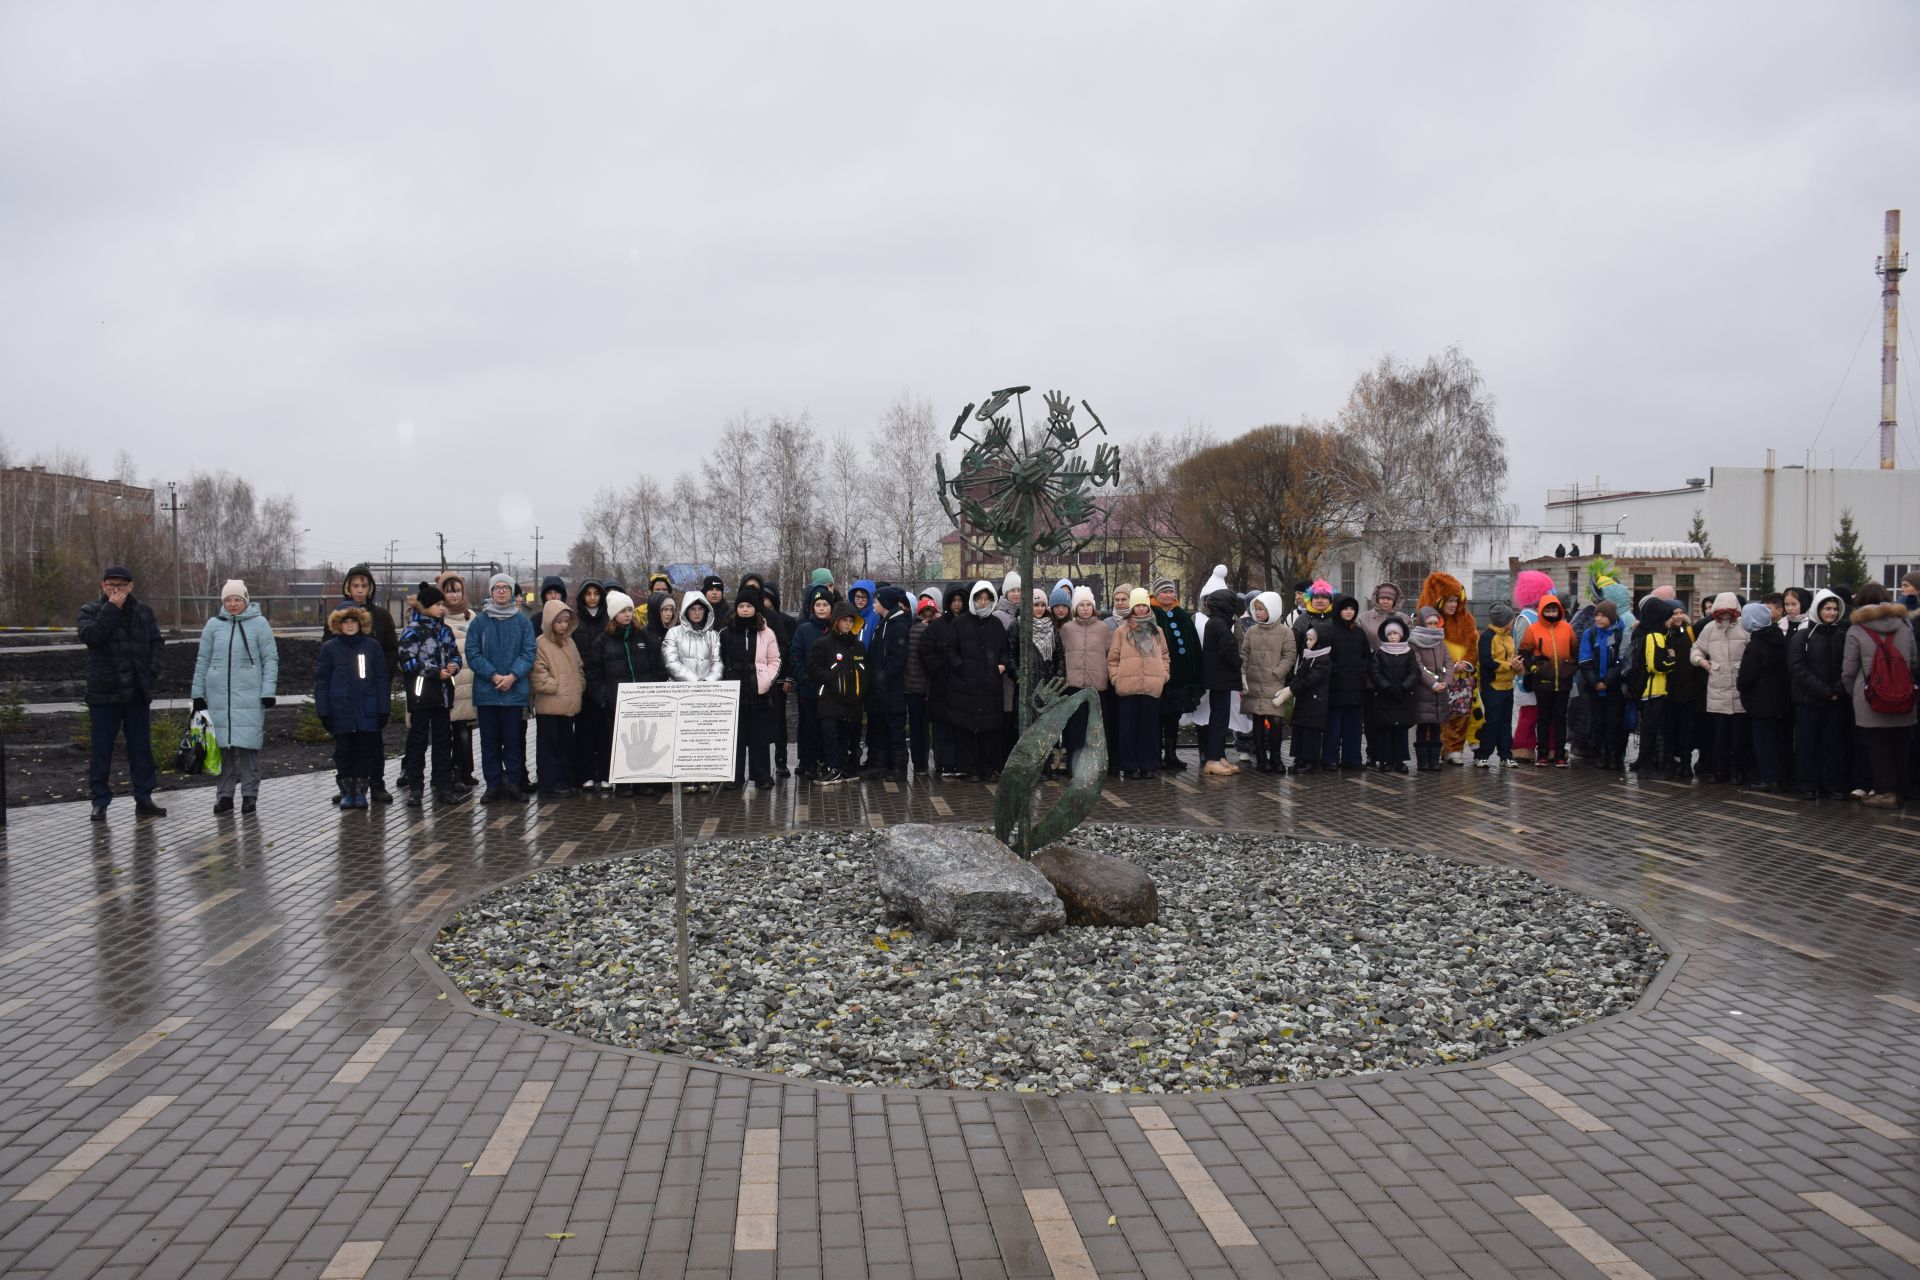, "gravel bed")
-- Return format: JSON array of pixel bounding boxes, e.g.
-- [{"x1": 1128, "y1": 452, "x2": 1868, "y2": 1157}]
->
[{"x1": 430, "y1": 826, "x2": 1665, "y2": 1093}]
